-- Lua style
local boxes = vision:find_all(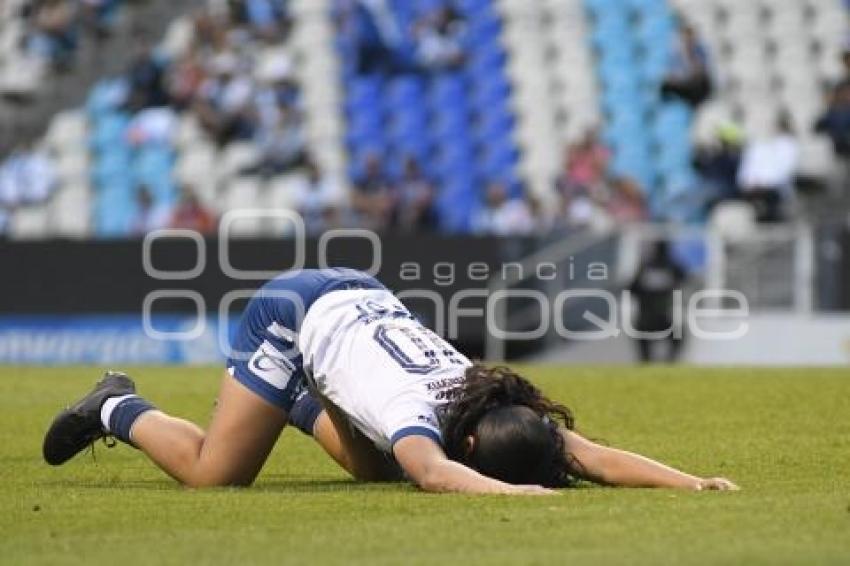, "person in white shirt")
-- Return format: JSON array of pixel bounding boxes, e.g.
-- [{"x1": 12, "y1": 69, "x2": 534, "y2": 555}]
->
[
  {"x1": 43, "y1": 269, "x2": 737, "y2": 494},
  {"x1": 0, "y1": 143, "x2": 58, "y2": 206},
  {"x1": 737, "y1": 113, "x2": 800, "y2": 222},
  {"x1": 290, "y1": 159, "x2": 343, "y2": 235},
  {"x1": 473, "y1": 182, "x2": 536, "y2": 236},
  {"x1": 413, "y1": 6, "x2": 466, "y2": 71}
]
